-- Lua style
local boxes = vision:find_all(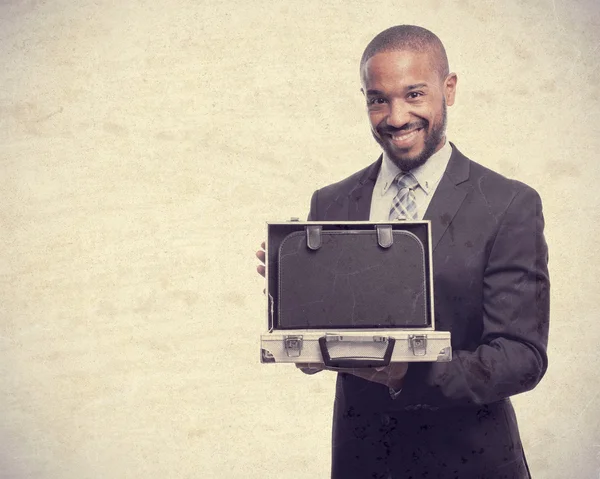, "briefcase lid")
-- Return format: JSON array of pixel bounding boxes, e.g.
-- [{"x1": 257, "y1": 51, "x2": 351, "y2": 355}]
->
[{"x1": 265, "y1": 221, "x2": 436, "y2": 331}]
